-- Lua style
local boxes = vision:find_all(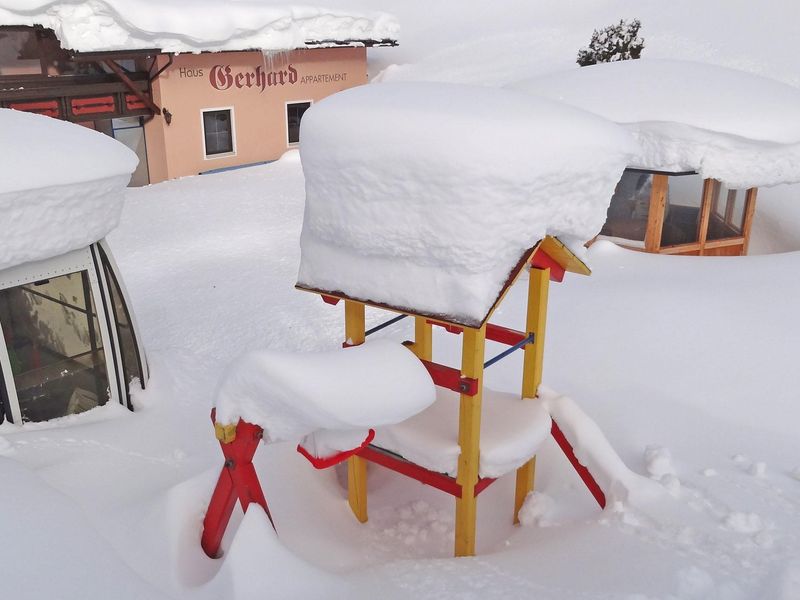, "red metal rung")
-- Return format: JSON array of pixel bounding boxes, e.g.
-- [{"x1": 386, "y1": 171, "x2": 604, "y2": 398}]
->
[
  {"x1": 531, "y1": 250, "x2": 566, "y2": 283},
  {"x1": 426, "y1": 320, "x2": 463, "y2": 334},
  {"x1": 550, "y1": 420, "x2": 606, "y2": 509},
  {"x1": 419, "y1": 359, "x2": 478, "y2": 396},
  {"x1": 297, "y1": 429, "x2": 375, "y2": 469},
  {"x1": 486, "y1": 323, "x2": 527, "y2": 346}
]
